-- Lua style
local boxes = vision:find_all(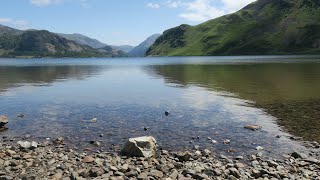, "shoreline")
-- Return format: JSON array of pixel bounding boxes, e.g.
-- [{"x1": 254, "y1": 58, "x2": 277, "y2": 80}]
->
[{"x1": 0, "y1": 137, "x2": 319, "y2": 179}]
